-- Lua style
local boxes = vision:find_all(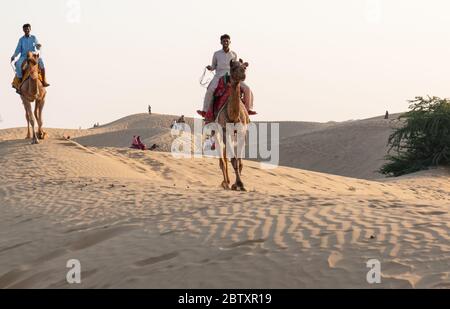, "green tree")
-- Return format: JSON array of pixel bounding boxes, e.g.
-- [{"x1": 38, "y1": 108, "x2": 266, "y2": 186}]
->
[{"x1": 380, "y1": 96, "x2": 450, "y2": 177}]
